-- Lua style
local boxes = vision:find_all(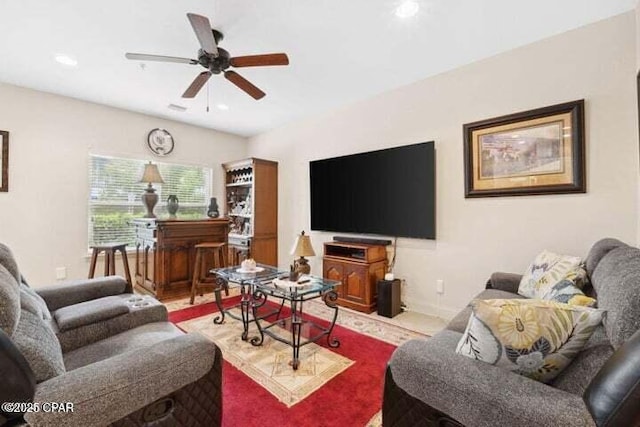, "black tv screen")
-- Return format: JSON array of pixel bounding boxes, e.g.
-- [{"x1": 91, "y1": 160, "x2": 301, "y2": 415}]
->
[{"x1": 310, "y1": 142, "x2": 435, "y2": 239}]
